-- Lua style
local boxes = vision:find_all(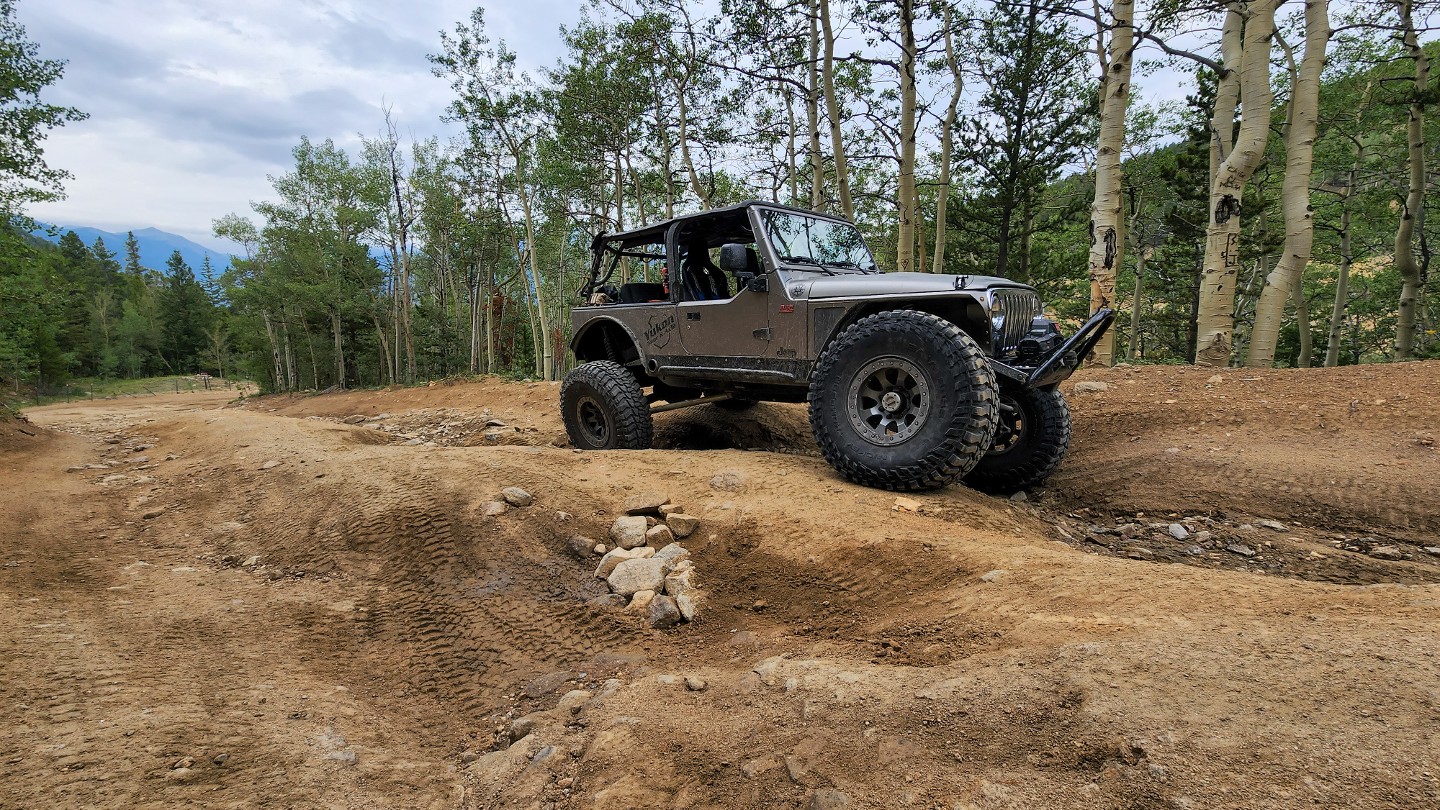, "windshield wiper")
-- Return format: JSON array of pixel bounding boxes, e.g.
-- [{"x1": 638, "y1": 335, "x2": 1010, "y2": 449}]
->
[
  {"x1": 821, "y1": 260, "x2": 876, "y2": 275},
  {"x1": 777, "y1": 255, "x2": 835, "y2": 275}
]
